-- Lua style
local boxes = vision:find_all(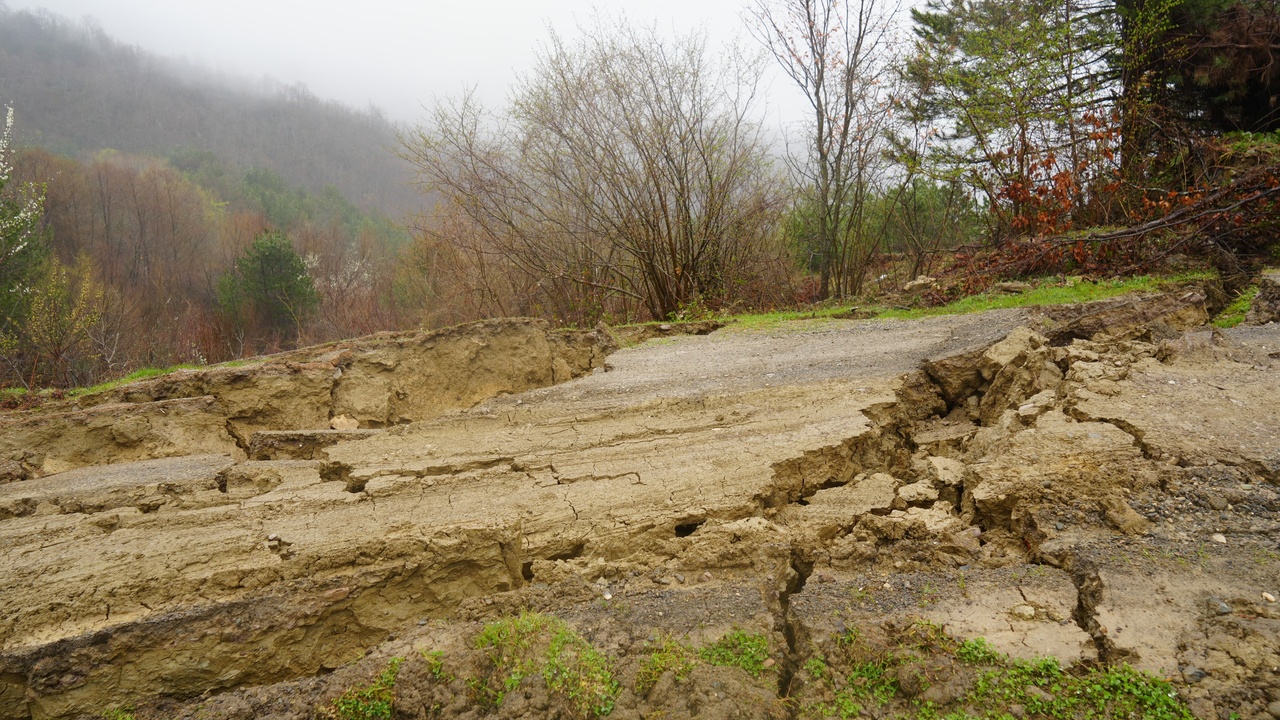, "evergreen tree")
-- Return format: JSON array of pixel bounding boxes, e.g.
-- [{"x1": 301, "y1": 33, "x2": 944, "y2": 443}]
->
[
  {"x1": 907, "y1": 0, "x2": 1122, "y2": 234},
  {"x1": 218, "y1": 231, "x2": 318, "y2": 345}
]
